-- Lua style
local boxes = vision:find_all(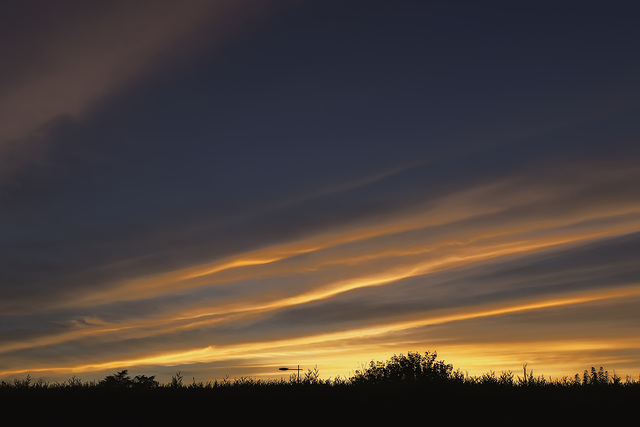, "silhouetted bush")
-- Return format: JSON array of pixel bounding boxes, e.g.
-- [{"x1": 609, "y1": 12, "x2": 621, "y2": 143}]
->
[
  {"x1": 351, "y1": 351, "x2": 458, "y2": 385},
  {"x1": 133, "y1": 374, "x2": 159, "y2": 390},
  {"x1": 98, "y1": 370, "x2": 133, "y2": 389}
]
